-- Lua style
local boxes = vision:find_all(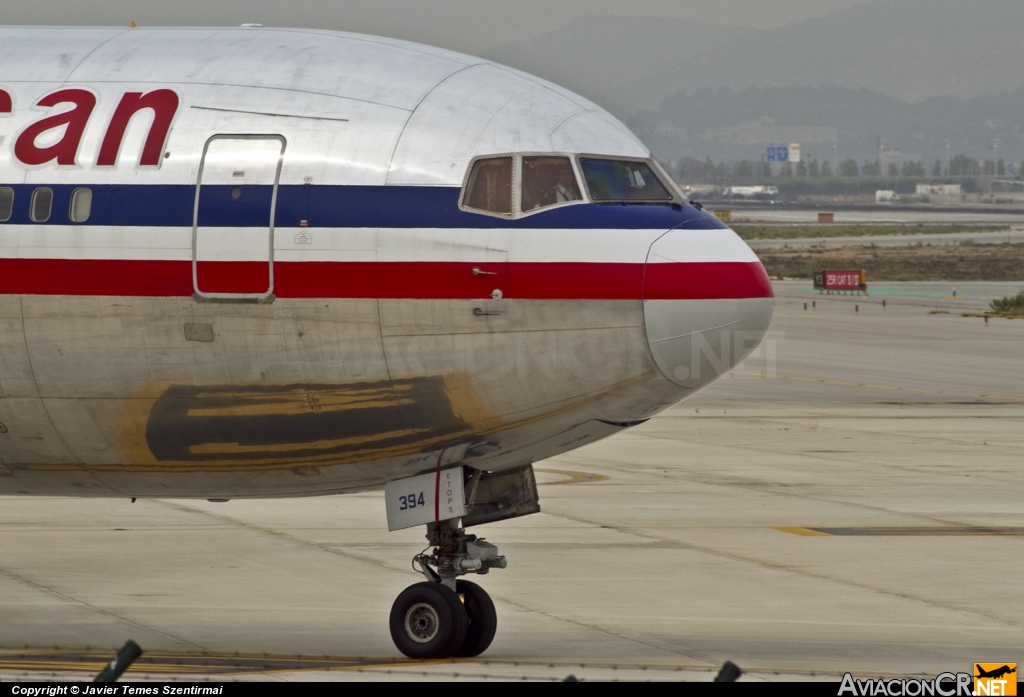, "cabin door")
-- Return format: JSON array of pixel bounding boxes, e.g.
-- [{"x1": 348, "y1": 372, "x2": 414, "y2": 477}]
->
[{"x1": 193, "y1": 135, "x2": 286, "y2": 299}]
